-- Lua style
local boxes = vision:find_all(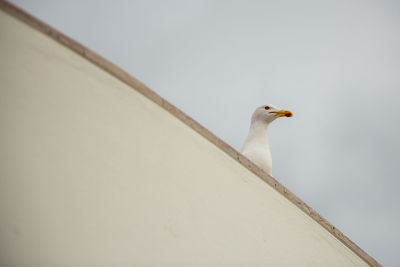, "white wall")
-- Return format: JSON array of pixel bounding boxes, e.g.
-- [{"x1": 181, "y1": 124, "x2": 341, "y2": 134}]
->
[{"x1": 0, "y1": 10, "x2": 367, "y2": 266}]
